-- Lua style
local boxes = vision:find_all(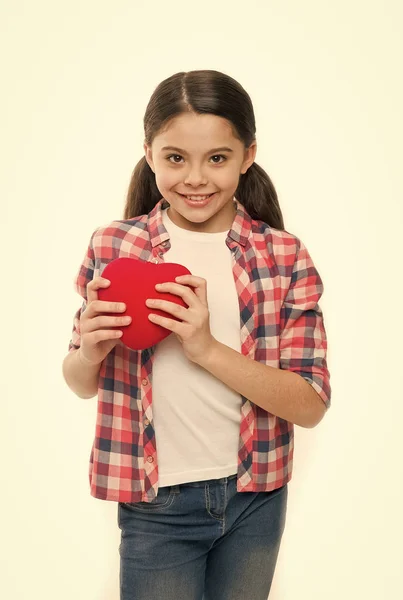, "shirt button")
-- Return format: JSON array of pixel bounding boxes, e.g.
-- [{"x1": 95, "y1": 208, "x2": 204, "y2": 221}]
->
[
  {"x1": 142, "y1": 378, "x2": 148, "y2": 385},
  {"x1": 144, "y1": 419, "x2": 150, "y2": 426},
  {"x1": 153, "y1": 258, "x2": 159, "y2": 263},
  {"x1": 147, "y1": 456, "x2": 154, "y2": 463}
]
